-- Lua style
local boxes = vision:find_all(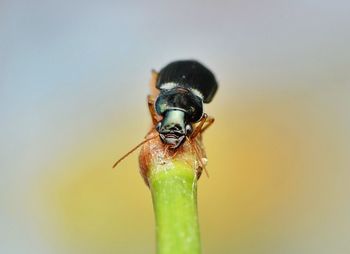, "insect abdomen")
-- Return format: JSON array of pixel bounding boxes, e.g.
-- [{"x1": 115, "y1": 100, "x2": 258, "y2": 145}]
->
[{"x1": 156, "y1": 60, "x2": 218, "y2": 103}]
